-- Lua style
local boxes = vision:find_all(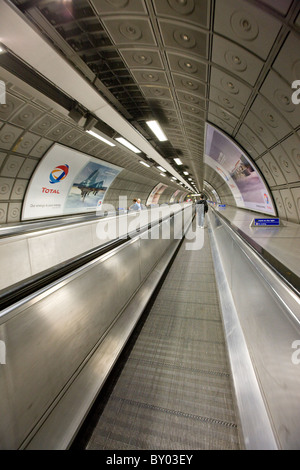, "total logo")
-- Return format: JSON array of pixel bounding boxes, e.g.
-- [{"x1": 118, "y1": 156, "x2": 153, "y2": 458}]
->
[
  {"x1": 42, "y1": 164, "x2": 69, "y2": 194},
  {"x1": 263, "y1": 193, "x2": 269, "y2": 204},
  {"x1": 49, "y1": 164, "x2": 69, "y2": 184}
]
